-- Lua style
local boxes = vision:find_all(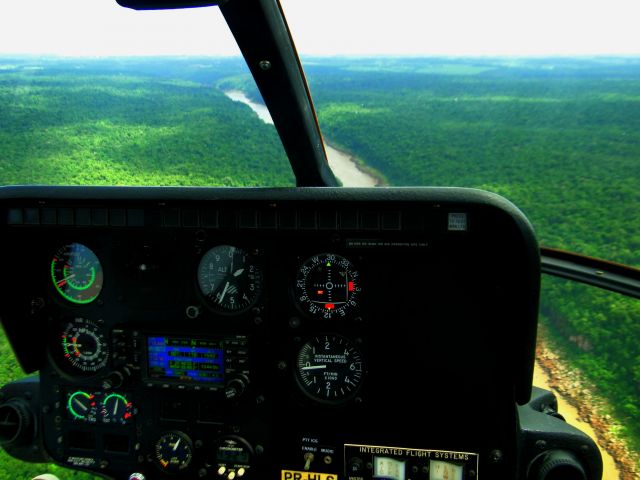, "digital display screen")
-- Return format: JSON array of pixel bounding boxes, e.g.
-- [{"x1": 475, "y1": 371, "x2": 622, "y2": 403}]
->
[
  {"x1": 147, "y1": 336, "x2": 225, "y2": 383},
  {"x1": 373, "y1": 457, "x2": 406, "y2": 480},
  {"x1": 218, "y1": 446, "x2": 250, "y2": 464},
  {"x1": 429, "y1": 460, "x2": 463, "y2": 480}
]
